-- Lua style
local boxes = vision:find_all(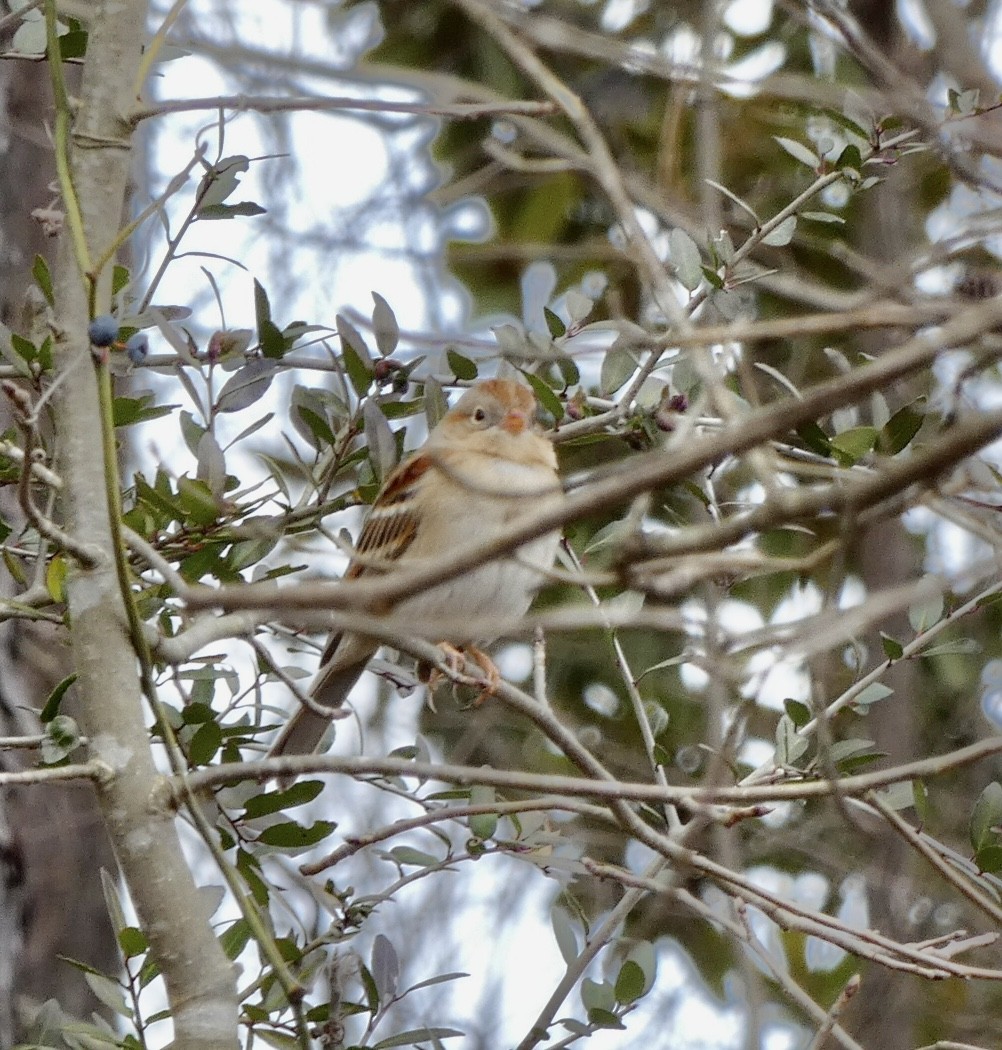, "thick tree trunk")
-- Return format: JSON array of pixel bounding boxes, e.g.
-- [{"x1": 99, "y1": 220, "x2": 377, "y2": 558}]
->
[{"x1": 0, "y1": 54, "x2": 118, "y2": 1040}]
